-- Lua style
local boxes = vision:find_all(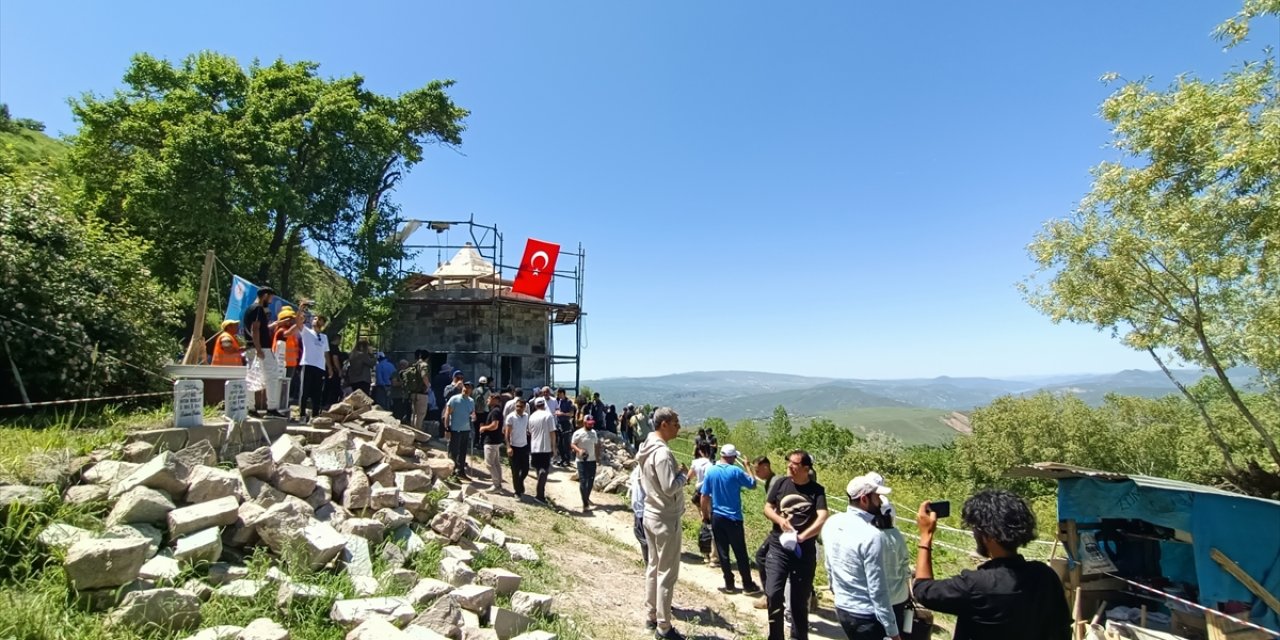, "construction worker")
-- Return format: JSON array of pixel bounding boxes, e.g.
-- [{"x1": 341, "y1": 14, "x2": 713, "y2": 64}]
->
[
  {"x1": 210, "y1": 320, "x2": 244, "y2": 366},
  {"x1": 271, "y1": 306, "x2": 302, "y2": 417}
]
